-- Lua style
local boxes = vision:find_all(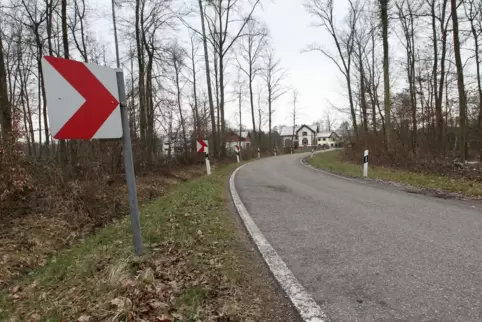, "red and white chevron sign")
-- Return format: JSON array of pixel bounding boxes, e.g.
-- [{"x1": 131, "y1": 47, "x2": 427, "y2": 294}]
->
[
  {"x1": 41, "y1": 56, "x2": 122, "y2": 139},
  {"x1": 197, "y1": 139, "x2": 208, "y2": 153}
]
